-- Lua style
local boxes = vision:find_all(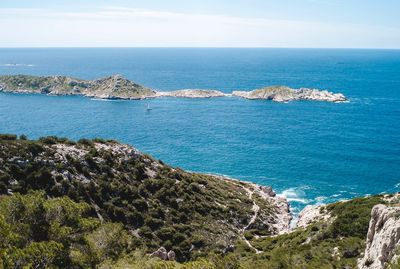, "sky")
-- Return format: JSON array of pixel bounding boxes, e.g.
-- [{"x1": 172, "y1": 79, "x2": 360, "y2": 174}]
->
[{"x1": 1, "y1": 0, "x2": 399, "y2": 48}]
